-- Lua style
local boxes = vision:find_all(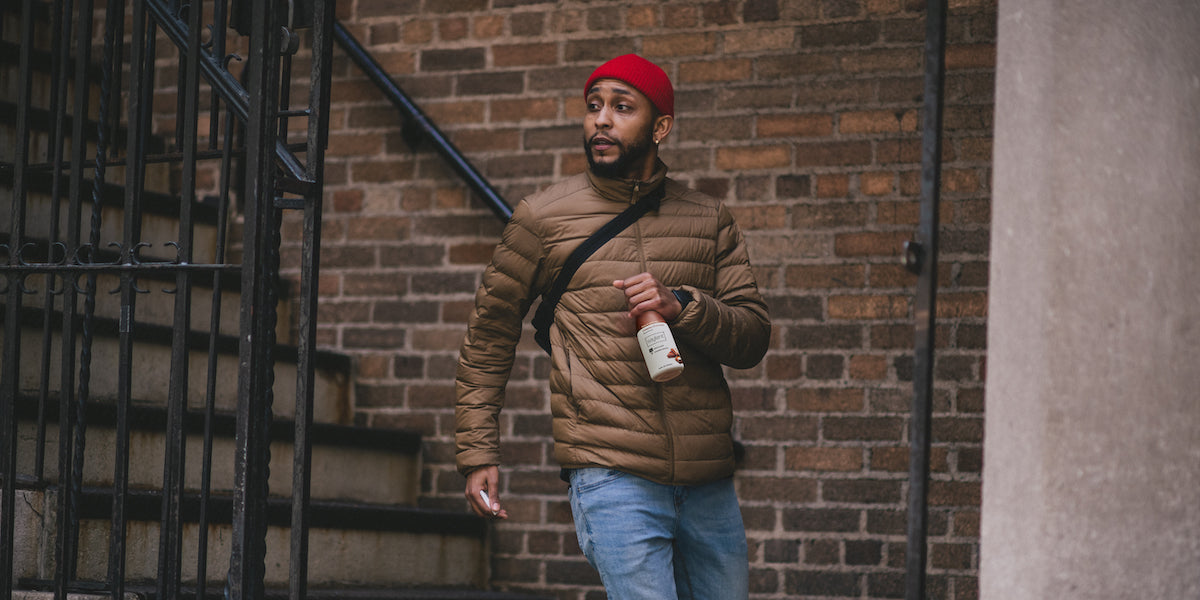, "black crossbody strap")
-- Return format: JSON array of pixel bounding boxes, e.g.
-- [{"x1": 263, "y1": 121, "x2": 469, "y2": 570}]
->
[{"x1": 532, "y1": 186, "x2": 665, "y2": 354}]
